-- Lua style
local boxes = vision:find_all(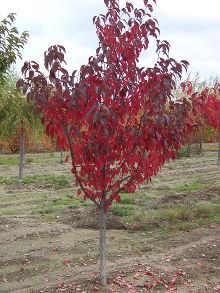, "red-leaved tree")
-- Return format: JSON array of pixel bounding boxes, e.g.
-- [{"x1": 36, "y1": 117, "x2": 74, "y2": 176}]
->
[
  {"x1": 17, "y1": 0, "x2": 197, "y2": 285},
  {"x1": 181, "y1": 82, "x2": 220, "y2": 163},
  {"x1": 202, "y1": 85, "x2": 220, "y2": 165}
]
